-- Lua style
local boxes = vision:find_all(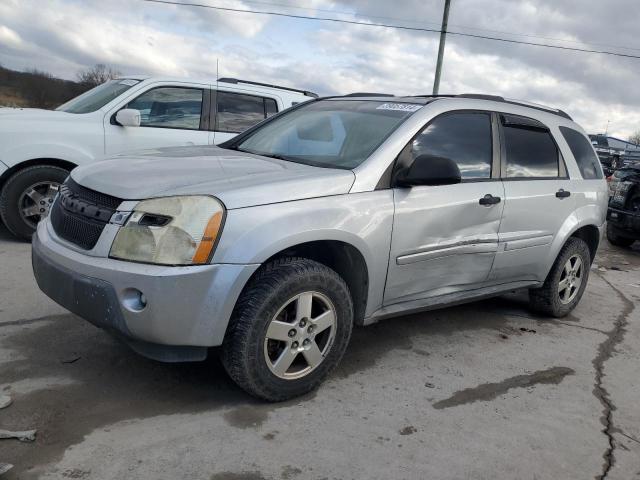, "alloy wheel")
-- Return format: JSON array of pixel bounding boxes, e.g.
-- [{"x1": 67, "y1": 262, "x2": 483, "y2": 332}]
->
[
  {"x1": 263, "y1": 291, "x2": 337, "y2": 380},
  {"x1": 18, "y1": 181, "x2": 60, "y2": 228},
  {"x1": 558, "y1": 254, "x2": 583, "y2": 304}
]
